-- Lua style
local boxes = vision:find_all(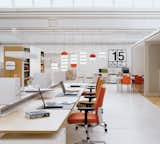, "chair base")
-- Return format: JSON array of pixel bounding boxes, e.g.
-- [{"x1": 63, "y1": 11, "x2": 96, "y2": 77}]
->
[
  {"x1": 75, "y1": 122, "x2": 107, "y2": 132},
  {"x1": 75, "y1": 140, "x2": 106, "y2": 144}
]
